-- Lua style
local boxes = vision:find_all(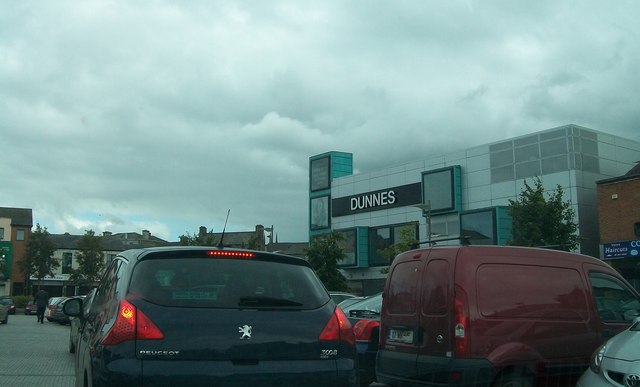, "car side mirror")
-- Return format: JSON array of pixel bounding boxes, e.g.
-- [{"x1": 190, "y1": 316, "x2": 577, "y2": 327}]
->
[{"x1": 63, "y1": 298, "x2": 83, "y2": 317}]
